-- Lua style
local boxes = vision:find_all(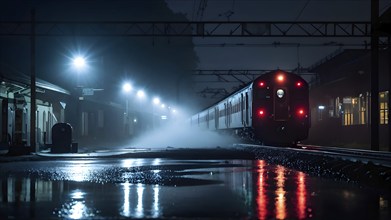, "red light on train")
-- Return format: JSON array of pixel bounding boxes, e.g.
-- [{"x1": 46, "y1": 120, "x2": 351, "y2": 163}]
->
[
  {"x1": 259, "y1": 81, "x2": 265, "y2": 87},
  {"x1": 277, "y1": 75, "x2": 284, "y2": 82},
  {"x1": 259, "y1": 109, "x2": 265, "y2": 116},
  {"x1": 296, "y1": 82, "x2": 302, "y2": 87},
  {"x1": 297, "y1": 109, "x2": 305, "y2": 116}
]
